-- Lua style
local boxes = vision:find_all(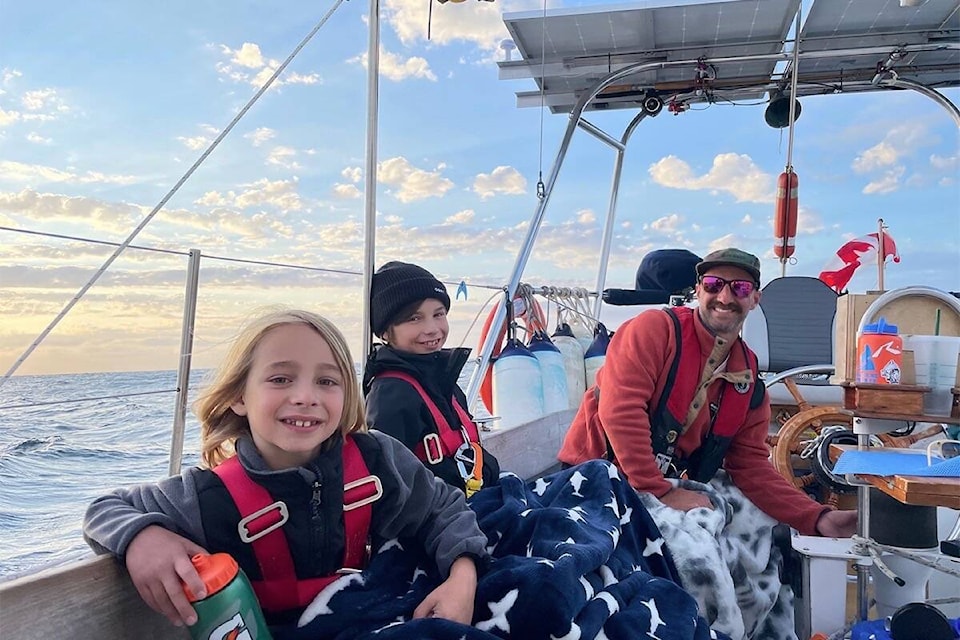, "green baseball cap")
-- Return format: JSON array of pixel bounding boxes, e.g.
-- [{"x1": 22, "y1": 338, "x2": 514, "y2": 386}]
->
[{"x1": 695, "y1": 248, "x2": 761, "y2": 284}]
